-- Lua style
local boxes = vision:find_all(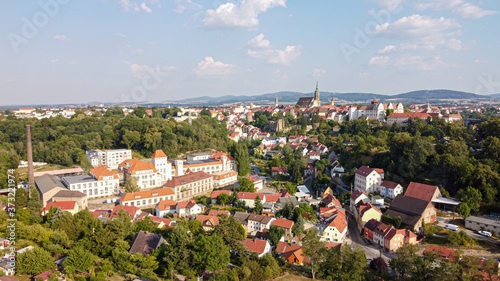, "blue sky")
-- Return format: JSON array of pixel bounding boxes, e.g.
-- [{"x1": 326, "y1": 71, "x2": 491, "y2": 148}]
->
[{"x1": 1, "y1": 0, "x2": 499, "y2": 105}]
